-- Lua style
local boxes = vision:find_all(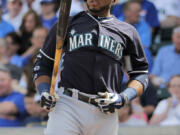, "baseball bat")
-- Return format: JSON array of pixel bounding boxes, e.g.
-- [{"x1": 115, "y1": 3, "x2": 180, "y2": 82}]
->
[{"x1": 50, "y1": 0, "x2": 72, "y2": 96}]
